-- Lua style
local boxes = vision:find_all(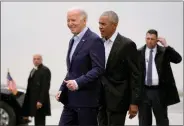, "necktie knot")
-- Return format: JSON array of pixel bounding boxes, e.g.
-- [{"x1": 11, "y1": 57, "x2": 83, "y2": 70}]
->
[{"x1": 102, "y1": 38, "x2": 106, "y2": 43}]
